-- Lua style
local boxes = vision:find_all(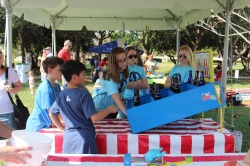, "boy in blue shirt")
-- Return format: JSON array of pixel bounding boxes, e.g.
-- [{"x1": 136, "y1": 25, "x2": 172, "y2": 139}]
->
[
  {"x1": 49, "y1": 60, "x2": 117, "y2": 154},
  {"x1": 26, "y1": 57, "x2": 64, "y2": 132}
]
